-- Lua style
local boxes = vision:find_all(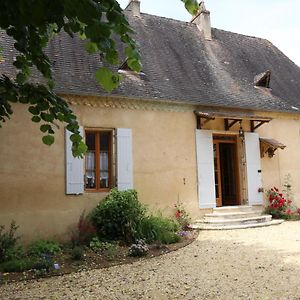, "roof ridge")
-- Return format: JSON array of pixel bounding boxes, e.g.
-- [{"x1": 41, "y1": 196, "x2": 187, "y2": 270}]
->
[
  {"x1": 212, "y1": 27, "x2": 266, "y2": 41},
  {"x1": 128, "y1": 11, "x2": 270, "y2": 42}
]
